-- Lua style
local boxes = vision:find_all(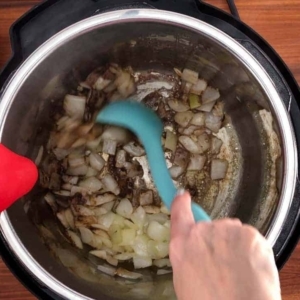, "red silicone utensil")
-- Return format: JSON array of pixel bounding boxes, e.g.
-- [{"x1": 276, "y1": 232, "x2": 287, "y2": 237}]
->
[{"x1": 0, "y1": 144, "x2": 38, "y2": 212}]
